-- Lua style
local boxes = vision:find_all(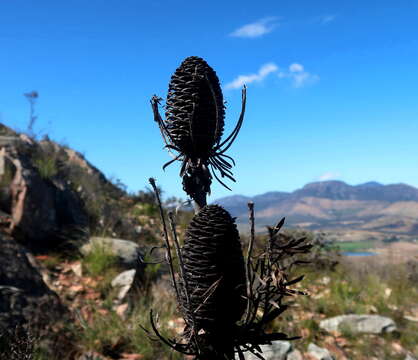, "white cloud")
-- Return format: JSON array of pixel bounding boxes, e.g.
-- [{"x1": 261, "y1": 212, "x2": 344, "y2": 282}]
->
[
  {"x1": 229, "y1": 17, "x2": 278, "y2": 38},
  {"x1": 225, "y1": 63, "x2": 278, "y2": 90},
  {"x1": 318, "y1": 172, "x2": 341, "y2": 181},
  {"x1": 318, "y1": 14, "x2": 337, "y2": 24},
  {"x1": 226, "y1": 62, "x2": 319, "y2": 90},
  {"x1": 289, "y1": 63, "x2": 304, "y2": 73},
  {"x1": 278, "y1": 63, "x2": 319, "y2": 88},
  {"x1": 293, "y1": 72, "x2": 320, "y2": 88}
]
